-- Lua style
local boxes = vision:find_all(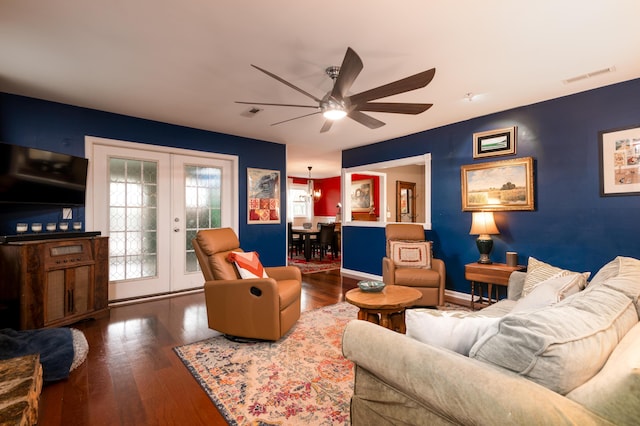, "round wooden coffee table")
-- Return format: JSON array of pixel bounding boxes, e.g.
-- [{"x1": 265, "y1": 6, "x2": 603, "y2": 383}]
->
[{"x1": 345, "y1": 285, "x2": 422, "y2": 334}]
